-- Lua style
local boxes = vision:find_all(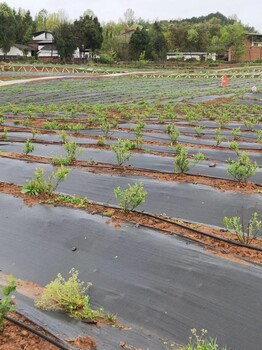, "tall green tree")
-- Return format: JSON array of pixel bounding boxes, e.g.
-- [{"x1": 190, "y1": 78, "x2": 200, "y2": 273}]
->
[
  {"x1": 210, "y1": 22, "x2": 246, "y2": 61},
  {"x1": 129, "y1": 28, "x2": 149, "y2": 60},
  {"x1": 166, "y1": 21, "x2": 190, "y2": 51},
  {"x1": 0, "y1": 2, "x2": 16, "y2": 53},
  {"x1": 14, "y1": 8, "x2": 35, "y2": 45},
  {"x1": 146, "y1": 22, "x2": 167, "y2": 60},
  {"x1": 53, "y1": 22, "x2": 77, "y2": 62},
  {"x1": 187, "y1": 28, "x2": 199, "y2": 51},
  {"x1": 220, "y1": 22, "x2": 246, "y2": 61},
  {"x1": 74, "y1": 14, "x2": 103, "y2": 55},
  {"x1": 45, "y1": 9, "x2": 69, "y2": 32},
  {"x1": 34, "y1": 8, "x2": 48, "y2": 31}
]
